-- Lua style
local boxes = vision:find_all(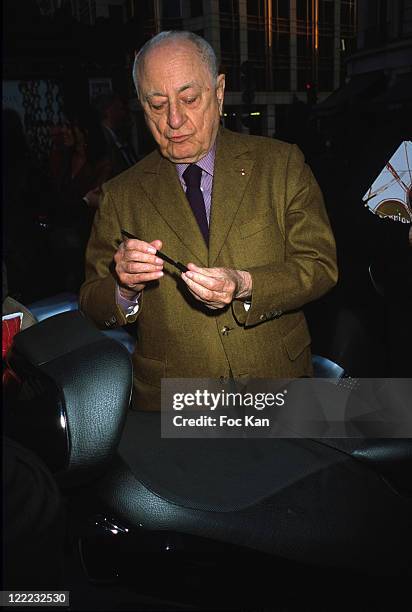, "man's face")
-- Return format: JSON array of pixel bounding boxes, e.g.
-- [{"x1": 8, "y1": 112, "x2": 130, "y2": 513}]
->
[{"x1": 138, "y1": 41, "x2": 225, "y2": 163}]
